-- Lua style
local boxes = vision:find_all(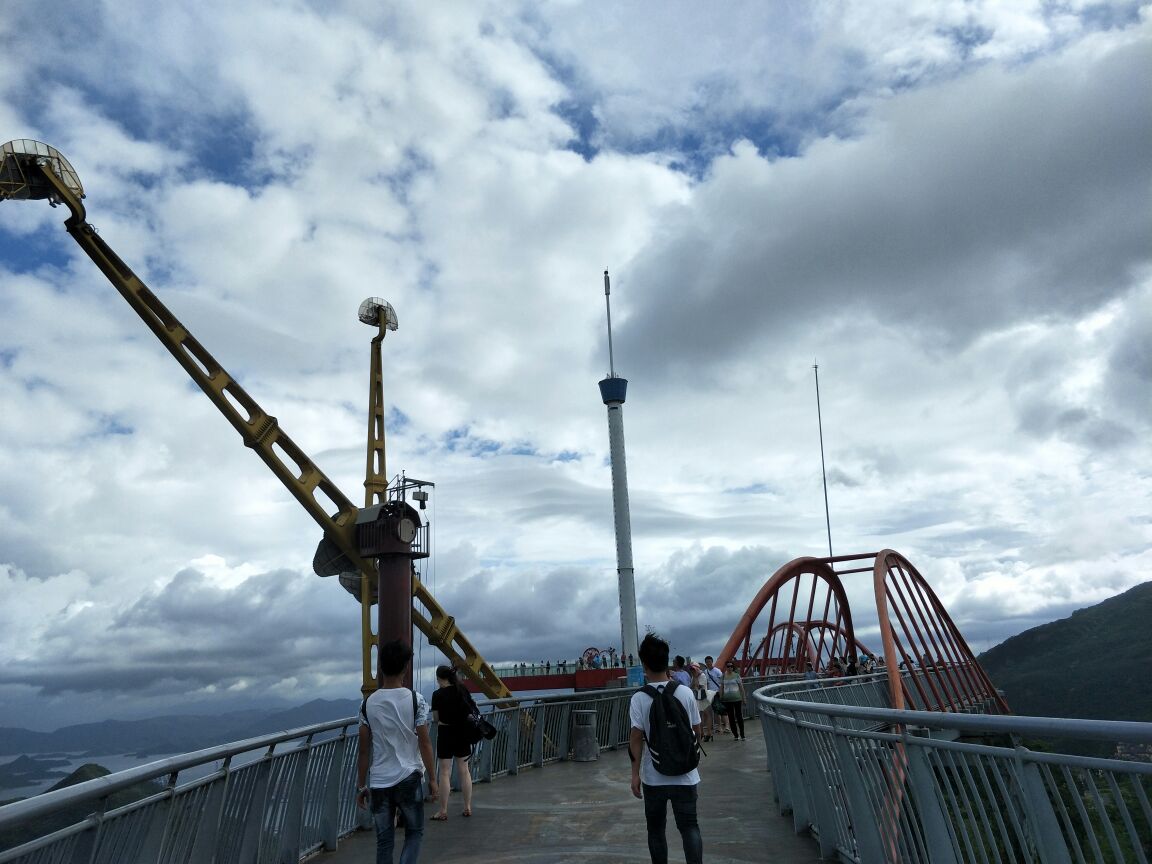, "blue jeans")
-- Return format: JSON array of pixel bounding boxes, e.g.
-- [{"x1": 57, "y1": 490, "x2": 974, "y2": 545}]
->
[
  {"x1": 641, "y1": 783, "x2": 702, "y2": 864},
  {"x1": 369, "y1": 772, "x2": 424, "y2": 864}
]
